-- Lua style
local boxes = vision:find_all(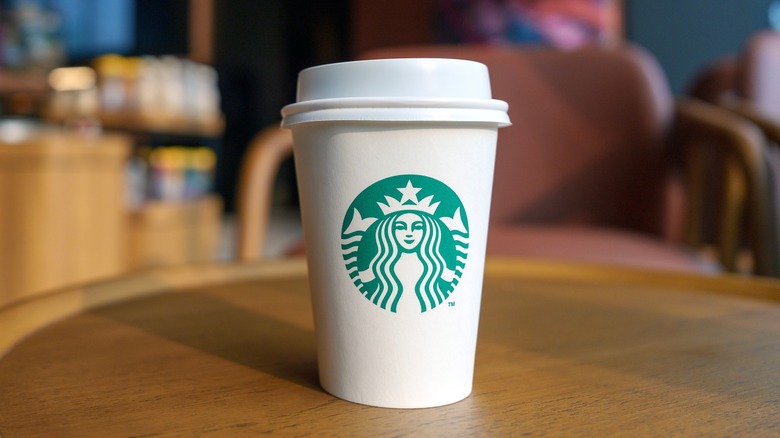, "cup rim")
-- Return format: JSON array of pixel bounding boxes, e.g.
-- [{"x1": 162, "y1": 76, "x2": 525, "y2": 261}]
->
[{"x1": 281, "y1": 97, "x2": 511, "y2": 128}]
